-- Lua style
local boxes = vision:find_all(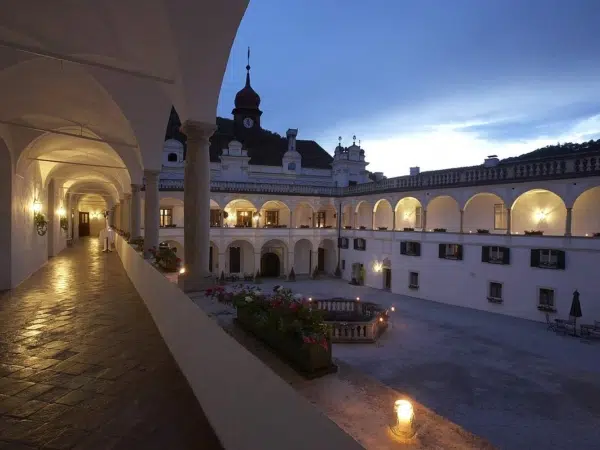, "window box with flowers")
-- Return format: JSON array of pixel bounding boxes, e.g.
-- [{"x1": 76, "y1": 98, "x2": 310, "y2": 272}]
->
[
  {"x1": 149, "y1": 246, "x2": 182, "y2": 272},
  {"x1": 206, "y1": 285, "x2": 336, "y2": 379}
]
